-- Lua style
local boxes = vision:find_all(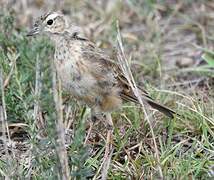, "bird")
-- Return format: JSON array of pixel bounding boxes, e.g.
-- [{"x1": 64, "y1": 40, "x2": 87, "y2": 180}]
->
[{"x1": 27, "y1": 11, "x2": 175, "y2": 172}]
